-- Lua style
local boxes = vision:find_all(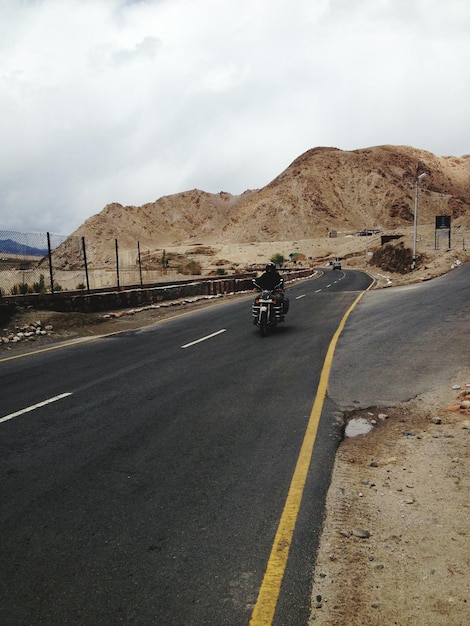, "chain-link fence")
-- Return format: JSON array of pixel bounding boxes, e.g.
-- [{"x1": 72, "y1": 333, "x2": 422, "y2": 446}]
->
[
  {"x1": 0, "y1": 231, "x2": 67, "y2": 297},
  {"x1": 0, "y1": 231, "x2": 235, "y2": 297}
]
